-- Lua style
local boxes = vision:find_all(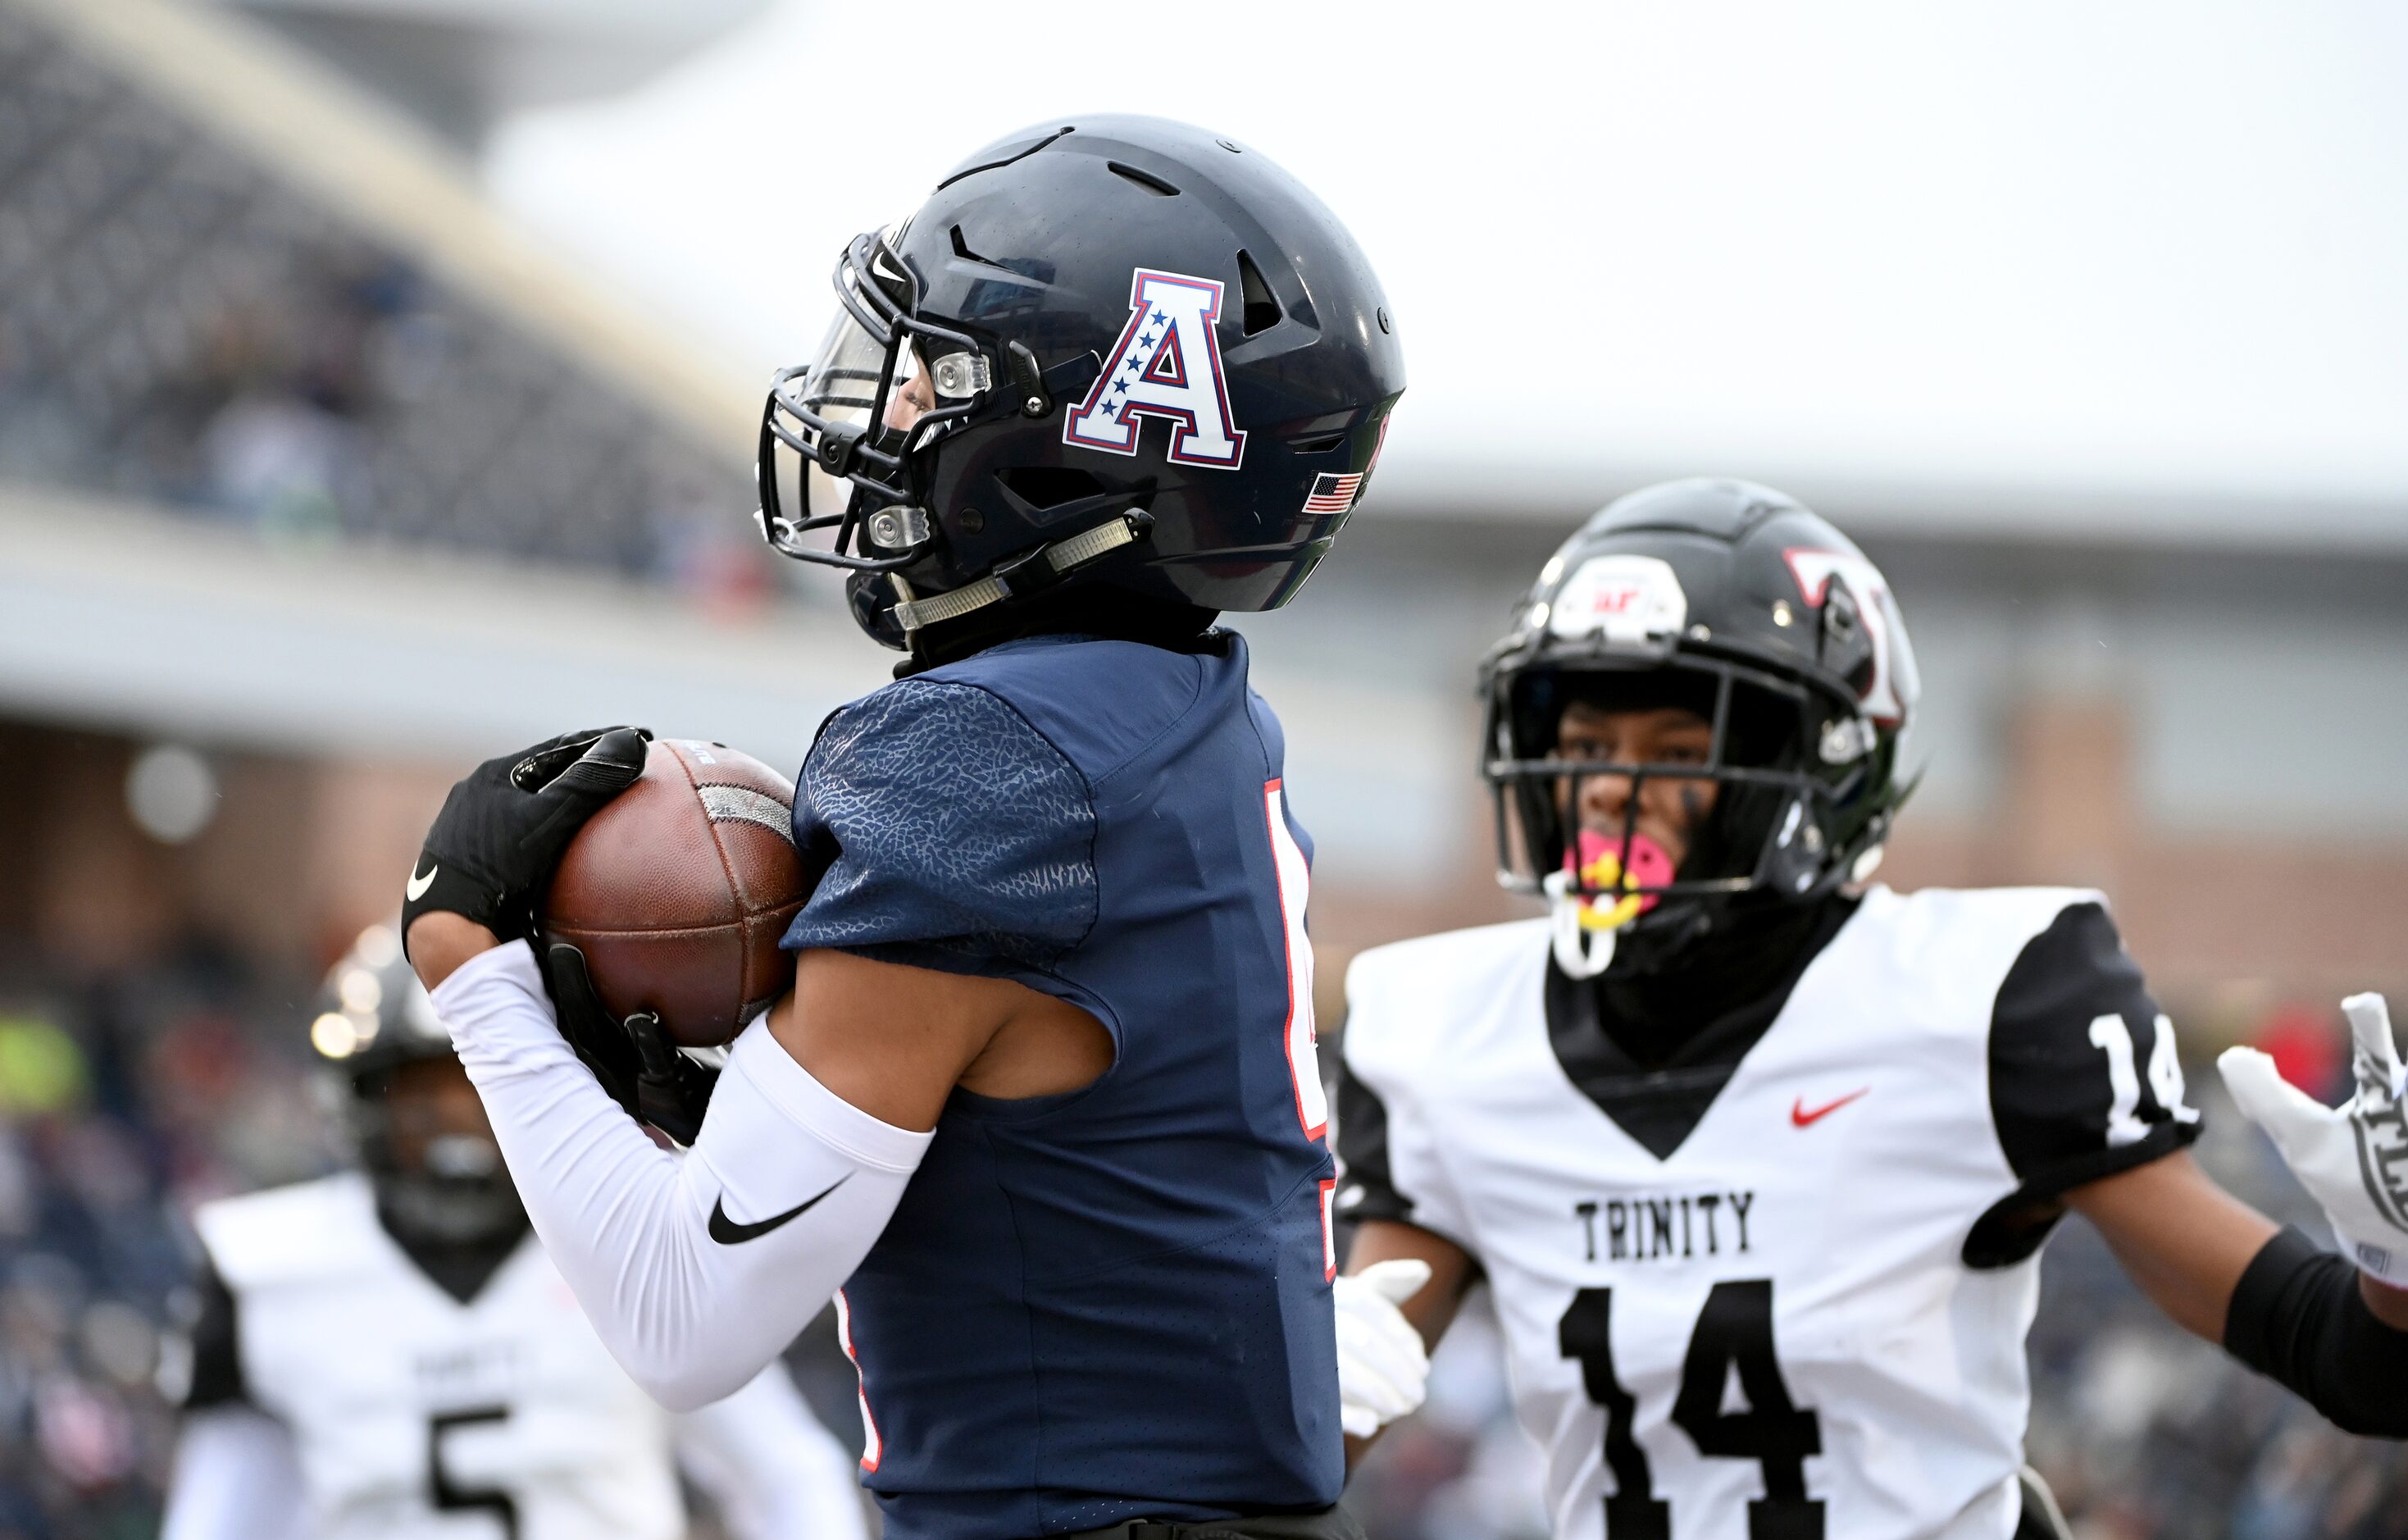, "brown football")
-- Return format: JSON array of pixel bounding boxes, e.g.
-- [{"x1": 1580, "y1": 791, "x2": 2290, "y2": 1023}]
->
[{"x1": 538, "y1": 738, "x2": 808, "y2": 1047}]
